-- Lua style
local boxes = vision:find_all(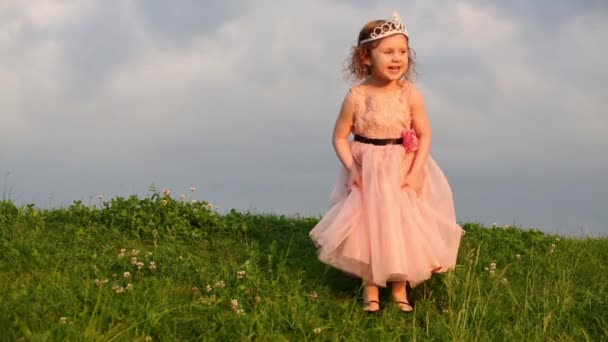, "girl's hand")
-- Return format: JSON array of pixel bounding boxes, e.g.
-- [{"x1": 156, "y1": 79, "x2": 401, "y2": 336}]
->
[
  {"x1": 402, "y1": 169, "x2": 425, "y2": 195},
  {"x1": 347, "y1": 165, "x2": 362, "y2": 192}
]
